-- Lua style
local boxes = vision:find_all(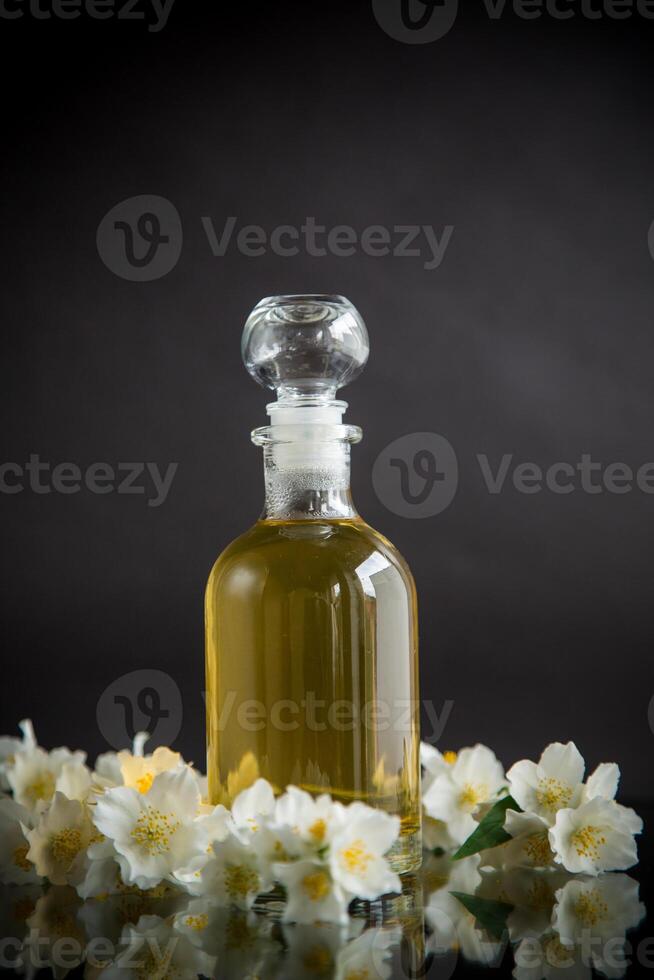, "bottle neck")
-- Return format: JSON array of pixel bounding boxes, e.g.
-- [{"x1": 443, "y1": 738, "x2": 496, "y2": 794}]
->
[{"x1": 260, "y1": 439, "x2": 358, "y2": 521}]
